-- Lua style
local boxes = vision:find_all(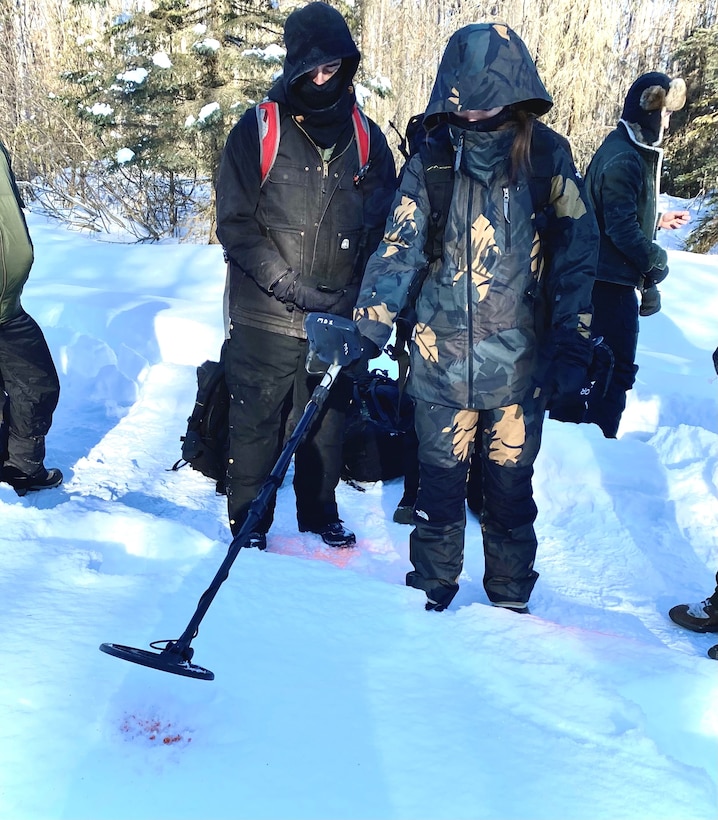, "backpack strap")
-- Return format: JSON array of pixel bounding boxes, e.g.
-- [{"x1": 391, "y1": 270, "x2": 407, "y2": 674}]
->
[
  {"x1": 527, "y1": 123, "x2": 558, "y2": 223},
  {"x1": 524, "y1": 123, "x2": 566, "y2": 300},
  {"x1": 257, "y1": 101, "x2": 370, "y2": 188},
  {"x1": 388, "y1": 123, "x2": 455, "y2": 368},
  {"x1": 351, "y1": 104, "x2": 371, "y2": 184},
  {"x1": 257, "y1": 101, "x2": 281, "y2": 188},
  {"x1": 419, "y1": 125, "x2": 455, "y2": 265},
  {"x1": 402, "y1": 126, "x2": 454, "y2": 310}
]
